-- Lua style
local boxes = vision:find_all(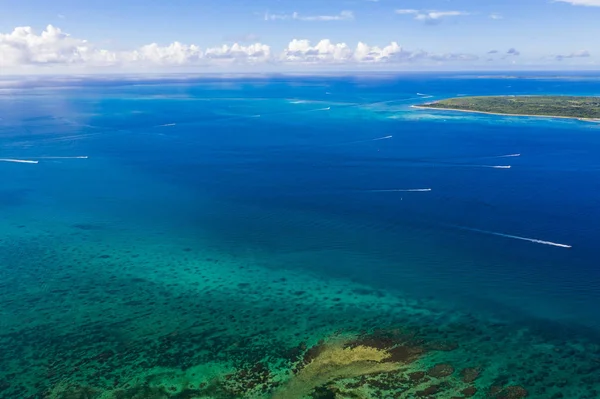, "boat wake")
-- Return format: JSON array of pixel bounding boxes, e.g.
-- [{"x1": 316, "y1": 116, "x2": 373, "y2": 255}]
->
[
  {"x1": 494, "y1": 153, "x2": 521, "y2": 158},
  {"x1": 367, "y1": 188, "x2": 432, "y2": 192},
  {"x1": 337, "y1": 135, "x2": 393, "y2": 145},
  {"x1": 464, "y1": 164, "x2": 511, "y2": 169},
  {"x1": 471, "y1": 153, "x2": 520, "y2": 160},
  {"x1": 455, "y1": 226, "x2": 572, "y2": 248},
  {"x1": 0, "y1": 158, "x2": 38, "y2": 164},
  {"x1": 34, "y1": 156, "x2": 89, "y2": 159},
  {"x1": 372, "y1": 135, "x2": 393, "y2": 141}
]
